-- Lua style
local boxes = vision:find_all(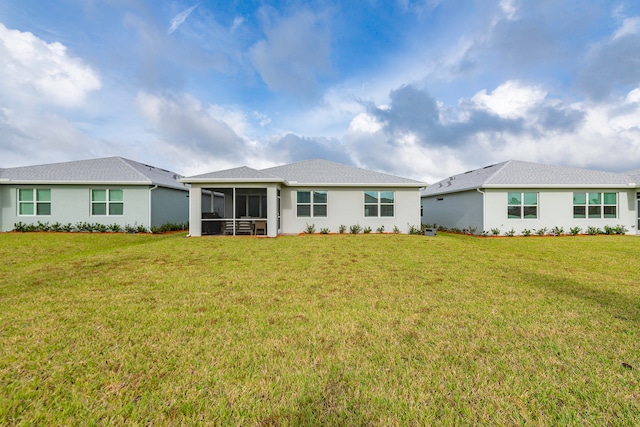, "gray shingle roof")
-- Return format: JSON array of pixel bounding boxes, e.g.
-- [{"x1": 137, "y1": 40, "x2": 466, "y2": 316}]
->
[
  {"x1": 182, "y1": 159, "x2": 425, "y2": 187},
  {"x1": 185, "y1": 166, "x2": 282, "y2": 181},
  {"x1": 422, "y1": 160, "x2": 638, "y2": 196},
  {"x1": 0, "y1": 157, "x2": 187, "y2": 190}
]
